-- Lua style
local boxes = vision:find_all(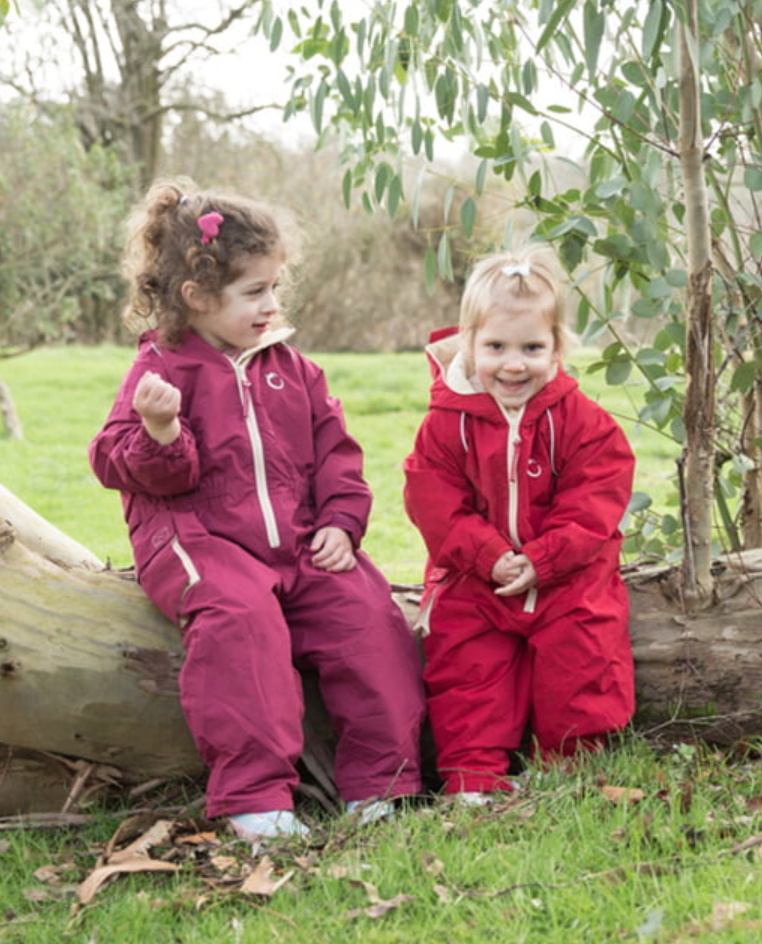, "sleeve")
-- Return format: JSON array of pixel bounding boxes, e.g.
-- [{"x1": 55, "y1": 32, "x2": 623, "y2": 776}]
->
[
  {"x1": 304, "y1": 359, "x2": 372, "y2": 547},
  {"x1": 88, "y1": 355, "x2": 200, "y2": 498},
  {"x1": 403, "y1": 411, "x2": 512, "y2": 581},
  {"x1": 521, "y1": 401, "x2": 635, "y2": 585}
]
